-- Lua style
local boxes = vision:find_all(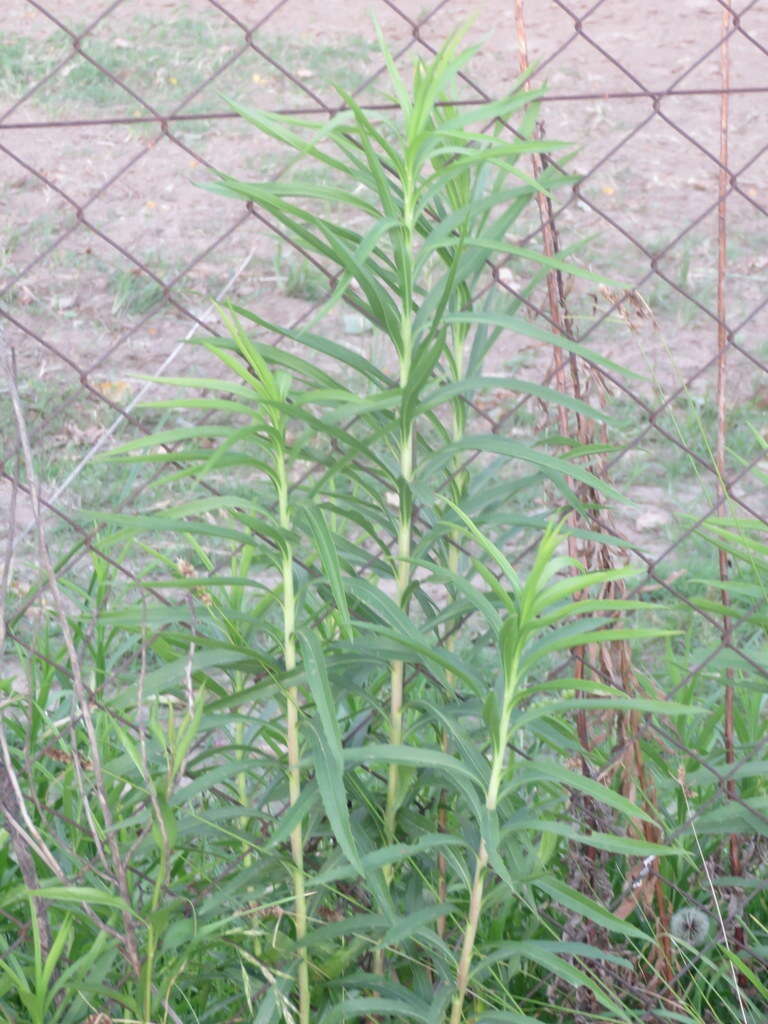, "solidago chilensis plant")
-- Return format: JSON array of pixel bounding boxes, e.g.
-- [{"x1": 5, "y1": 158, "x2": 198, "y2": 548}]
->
[{"x1": 83, "y1": 28, "x2": 701, "y2": 1024}]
